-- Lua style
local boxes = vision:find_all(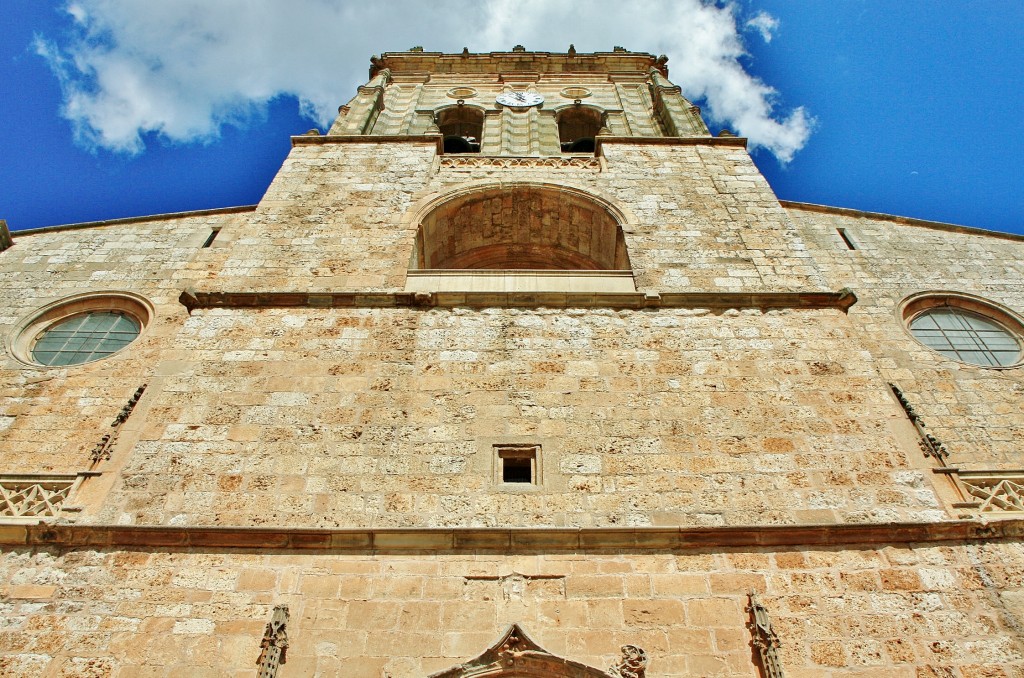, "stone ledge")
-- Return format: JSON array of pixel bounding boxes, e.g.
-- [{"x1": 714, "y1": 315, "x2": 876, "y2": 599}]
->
[
  {"x1": 1, "y1": 520, "x2": 1021, "y2": 552},
  {"x1": 179, "y1": 288, "x2": 857, "y2": 312},
  {"x1": 596, "y1": 135, "x2": 747, "y2": 150},
  {"x1": 291, "y1": 134, "x2": 443, "y2": 150}
]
